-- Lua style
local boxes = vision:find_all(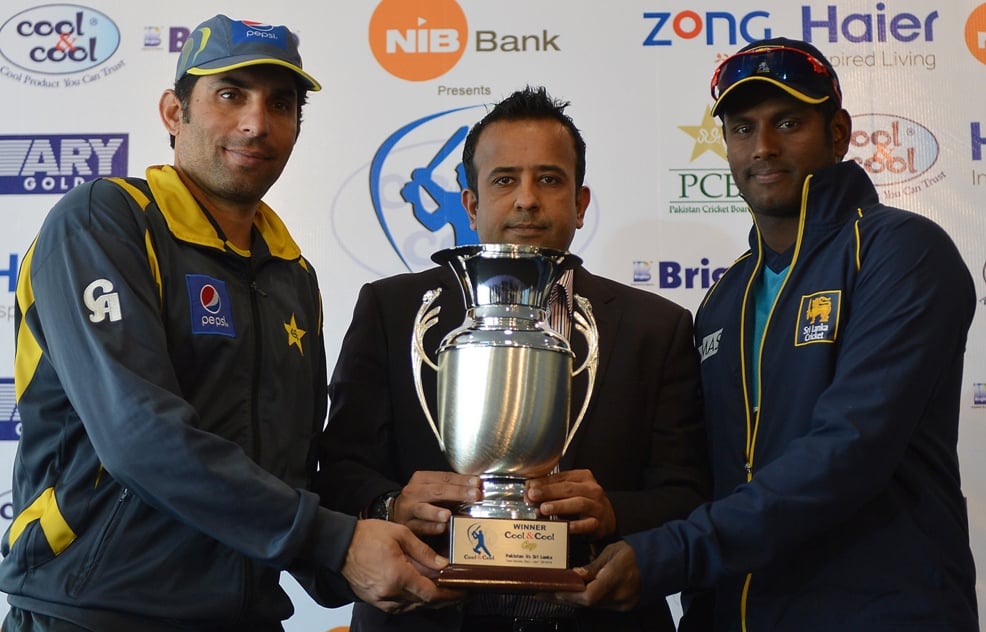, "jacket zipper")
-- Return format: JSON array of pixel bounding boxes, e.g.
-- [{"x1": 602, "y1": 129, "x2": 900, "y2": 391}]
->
[{"x1": 70, "y1": 487, "x2": 130, "y2": 597}]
